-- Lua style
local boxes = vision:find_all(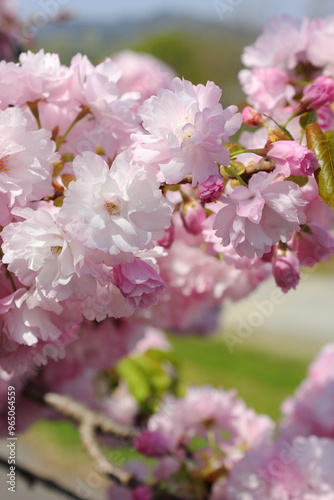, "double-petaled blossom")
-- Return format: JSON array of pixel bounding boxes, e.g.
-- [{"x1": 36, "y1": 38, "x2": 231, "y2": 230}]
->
[
  {"x1": 137, "y1": 386, "x2": 273, "y2": 485},
  {"x1": 0, "y1": 107, "x2": 57, "y2": 226},
  {"x1": 239, "y1": 67, "x2": 295, "y2": 114},
  {"x1": 58, "y1": 151, "x2": 173, "y2": 260},
  {"x1": 267, "y1": 141, "x2": 318, "y2": 178},
  {"x1": 280, "y1": 343, "x2": 334, "y2": 441},
  {"x1": 0, "y1": 287, "x2": 82, "y2": 374},
  {"x1": 1, "y1": 206, "x2": 94, "y2": 303},
  {"x1": 213, "y1": 172, "x2": 307, "y2": 259},
  {"x1": 302, "y1": 76, "x2": 334, "y2": 110},
  {"x1": 241, "y1": 15, "x2": 309, "y2": 71},
  {"x1": 112, "y1": 257, "x2": 165, "y2": 309},
  {"x1": 133, "y1": 77, "x2": 242, "y2": 186},
  {"x1": 111, "y1": 50, "x2": 176, "y2": 104},
  {"x1": 222, "y1": 436, "x2": 334, "y2": 500},
  {"x1": 197, "y1": 174, "x2": 225, "y2": 203}
]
